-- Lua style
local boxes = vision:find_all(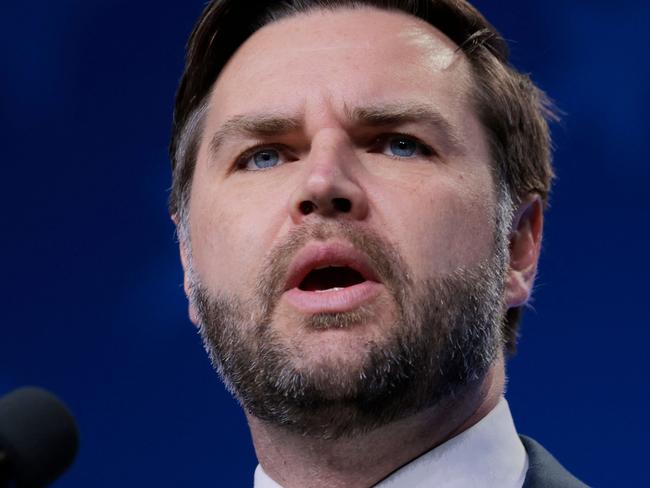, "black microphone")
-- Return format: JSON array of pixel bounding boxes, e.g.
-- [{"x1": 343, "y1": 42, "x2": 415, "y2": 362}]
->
[{"x1": 0, "y1": 387, "x2": 79, "y2": 488}]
